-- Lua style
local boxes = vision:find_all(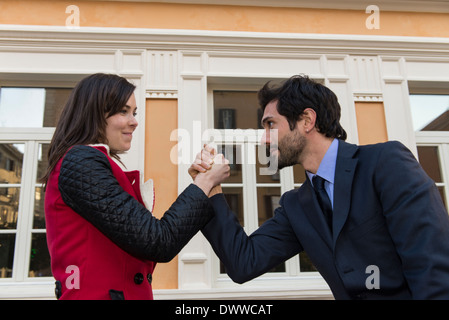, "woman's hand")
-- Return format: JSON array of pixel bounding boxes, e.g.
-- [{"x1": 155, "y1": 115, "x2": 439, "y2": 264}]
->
[
  {"x1": 188, "y1": 144, "x2": 216, "y2": 180},
  {"x1": 190, "y1": 145, "x2": 230, "y2": 196}
]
